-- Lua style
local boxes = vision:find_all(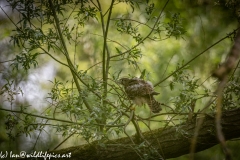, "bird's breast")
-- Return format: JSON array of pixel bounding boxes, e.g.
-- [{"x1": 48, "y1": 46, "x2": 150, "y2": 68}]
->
[{"x1": 132, "y1": 97, "x2": 146, "y2": 106}]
